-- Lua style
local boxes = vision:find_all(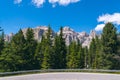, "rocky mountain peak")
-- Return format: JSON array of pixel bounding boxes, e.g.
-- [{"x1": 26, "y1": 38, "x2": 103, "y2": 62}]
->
[
  {"x1": 63, "y1": 26, "x2": 73, "y2": 31},
  {"x1": 4, "y1": 26, "x2": 98, "y2": 47},
  {"x1": 22, "y1": 26, "x2": 50, "y2": 41},
  {"x1": 89, "y1": 30, "x2": 96, "y2": 38},
  {"x1": 58, "y1": 26, "x2": 78, "y2": 45},
  {"x1": 35, "y1": 26, "x2": 48, "y2": 30}
]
